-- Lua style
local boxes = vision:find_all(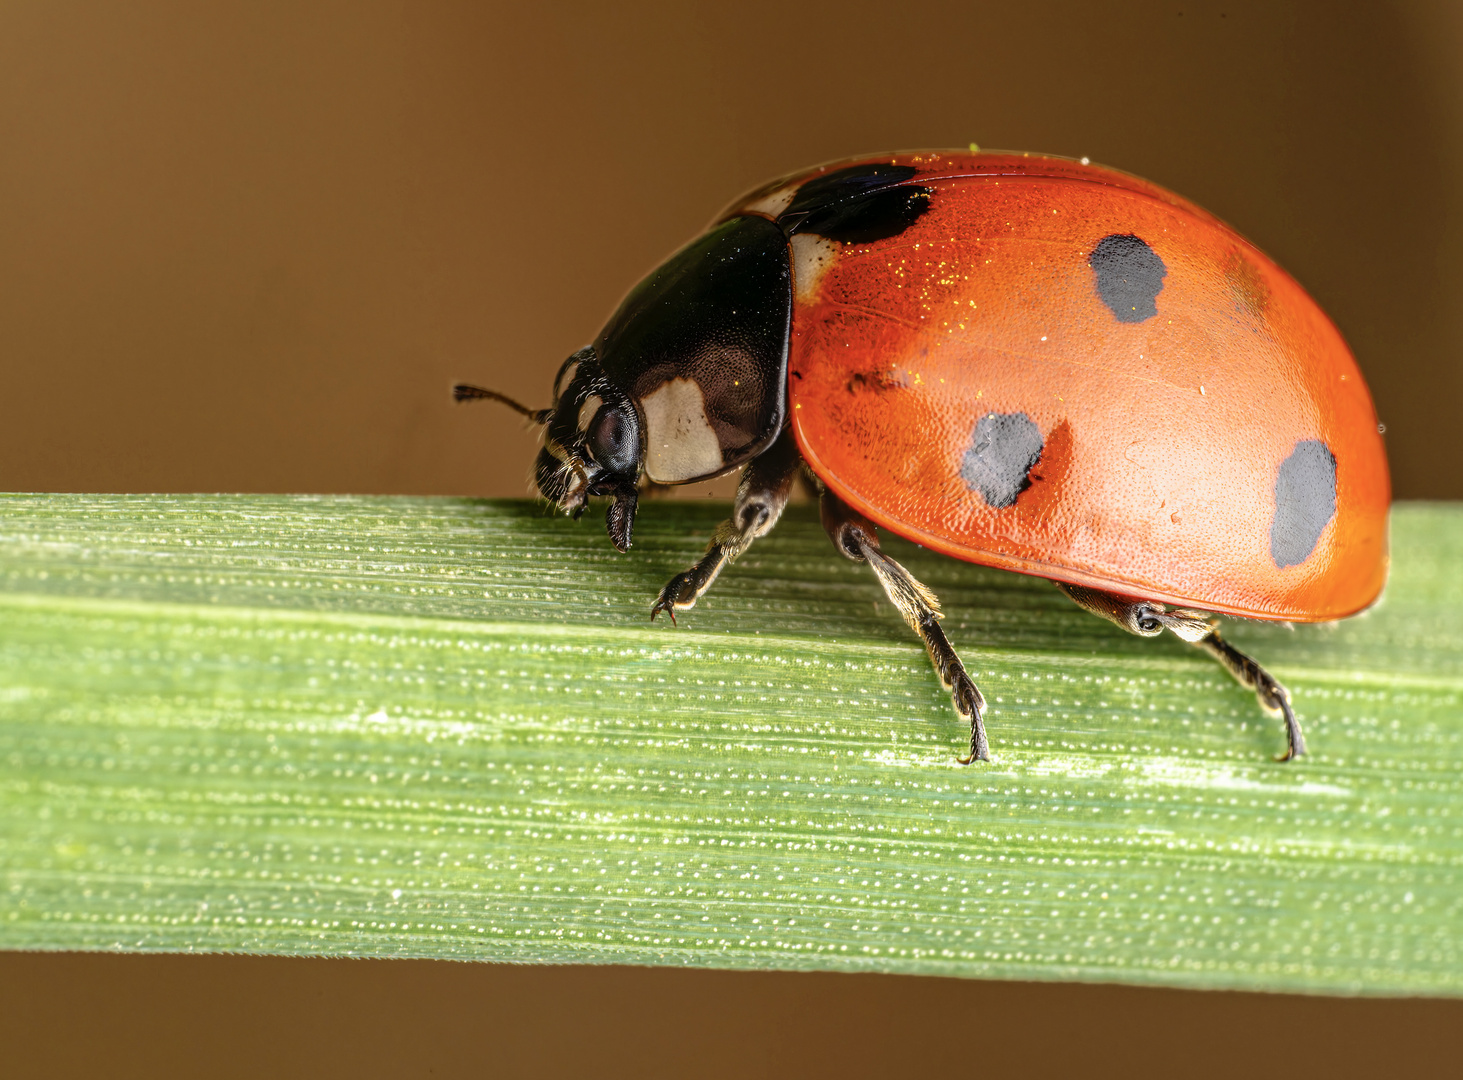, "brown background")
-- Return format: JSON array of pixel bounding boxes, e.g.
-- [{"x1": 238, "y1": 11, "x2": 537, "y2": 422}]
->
[
  {"x1": 2, "y1": 1, "x2": 1461, "y2": 1076},
  {"x1": 2, "y1": 0, "x2": 1461, "y2": 500}
]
